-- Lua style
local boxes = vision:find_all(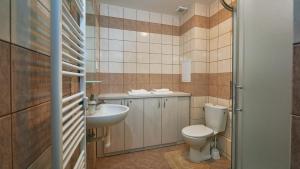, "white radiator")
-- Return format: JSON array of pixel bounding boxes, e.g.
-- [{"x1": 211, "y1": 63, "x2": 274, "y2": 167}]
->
[{"x1": 51, "y1": 0, "x2": 87, "y2": 168}]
